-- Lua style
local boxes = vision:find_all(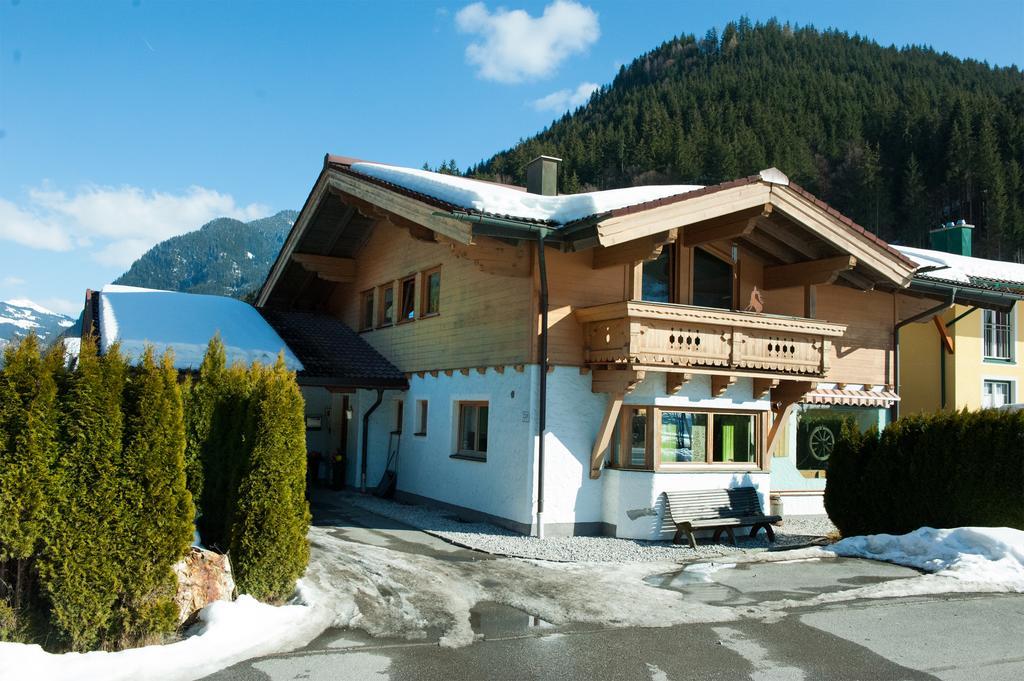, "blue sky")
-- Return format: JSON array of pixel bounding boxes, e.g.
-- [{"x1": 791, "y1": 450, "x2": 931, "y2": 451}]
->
[{"x1": 1, "y1": 0, "x2": 1022, "y2": 315}]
